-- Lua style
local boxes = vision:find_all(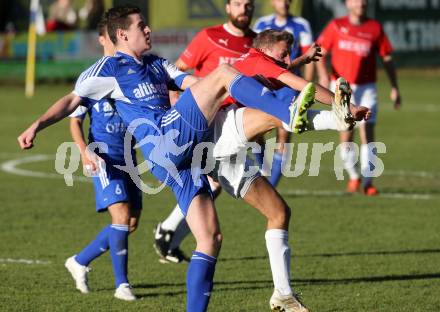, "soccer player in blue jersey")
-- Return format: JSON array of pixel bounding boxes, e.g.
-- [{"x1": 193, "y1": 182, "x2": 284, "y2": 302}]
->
[
  {"x1": 64, "y1": 18, "x2": 142, "y2": 301},
  {"x1": 17, "y1": 5, "x2": 324, "y2": 311},
  {"x1": 254, "y1": 0, "x2": 320, "y2": 186}
]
